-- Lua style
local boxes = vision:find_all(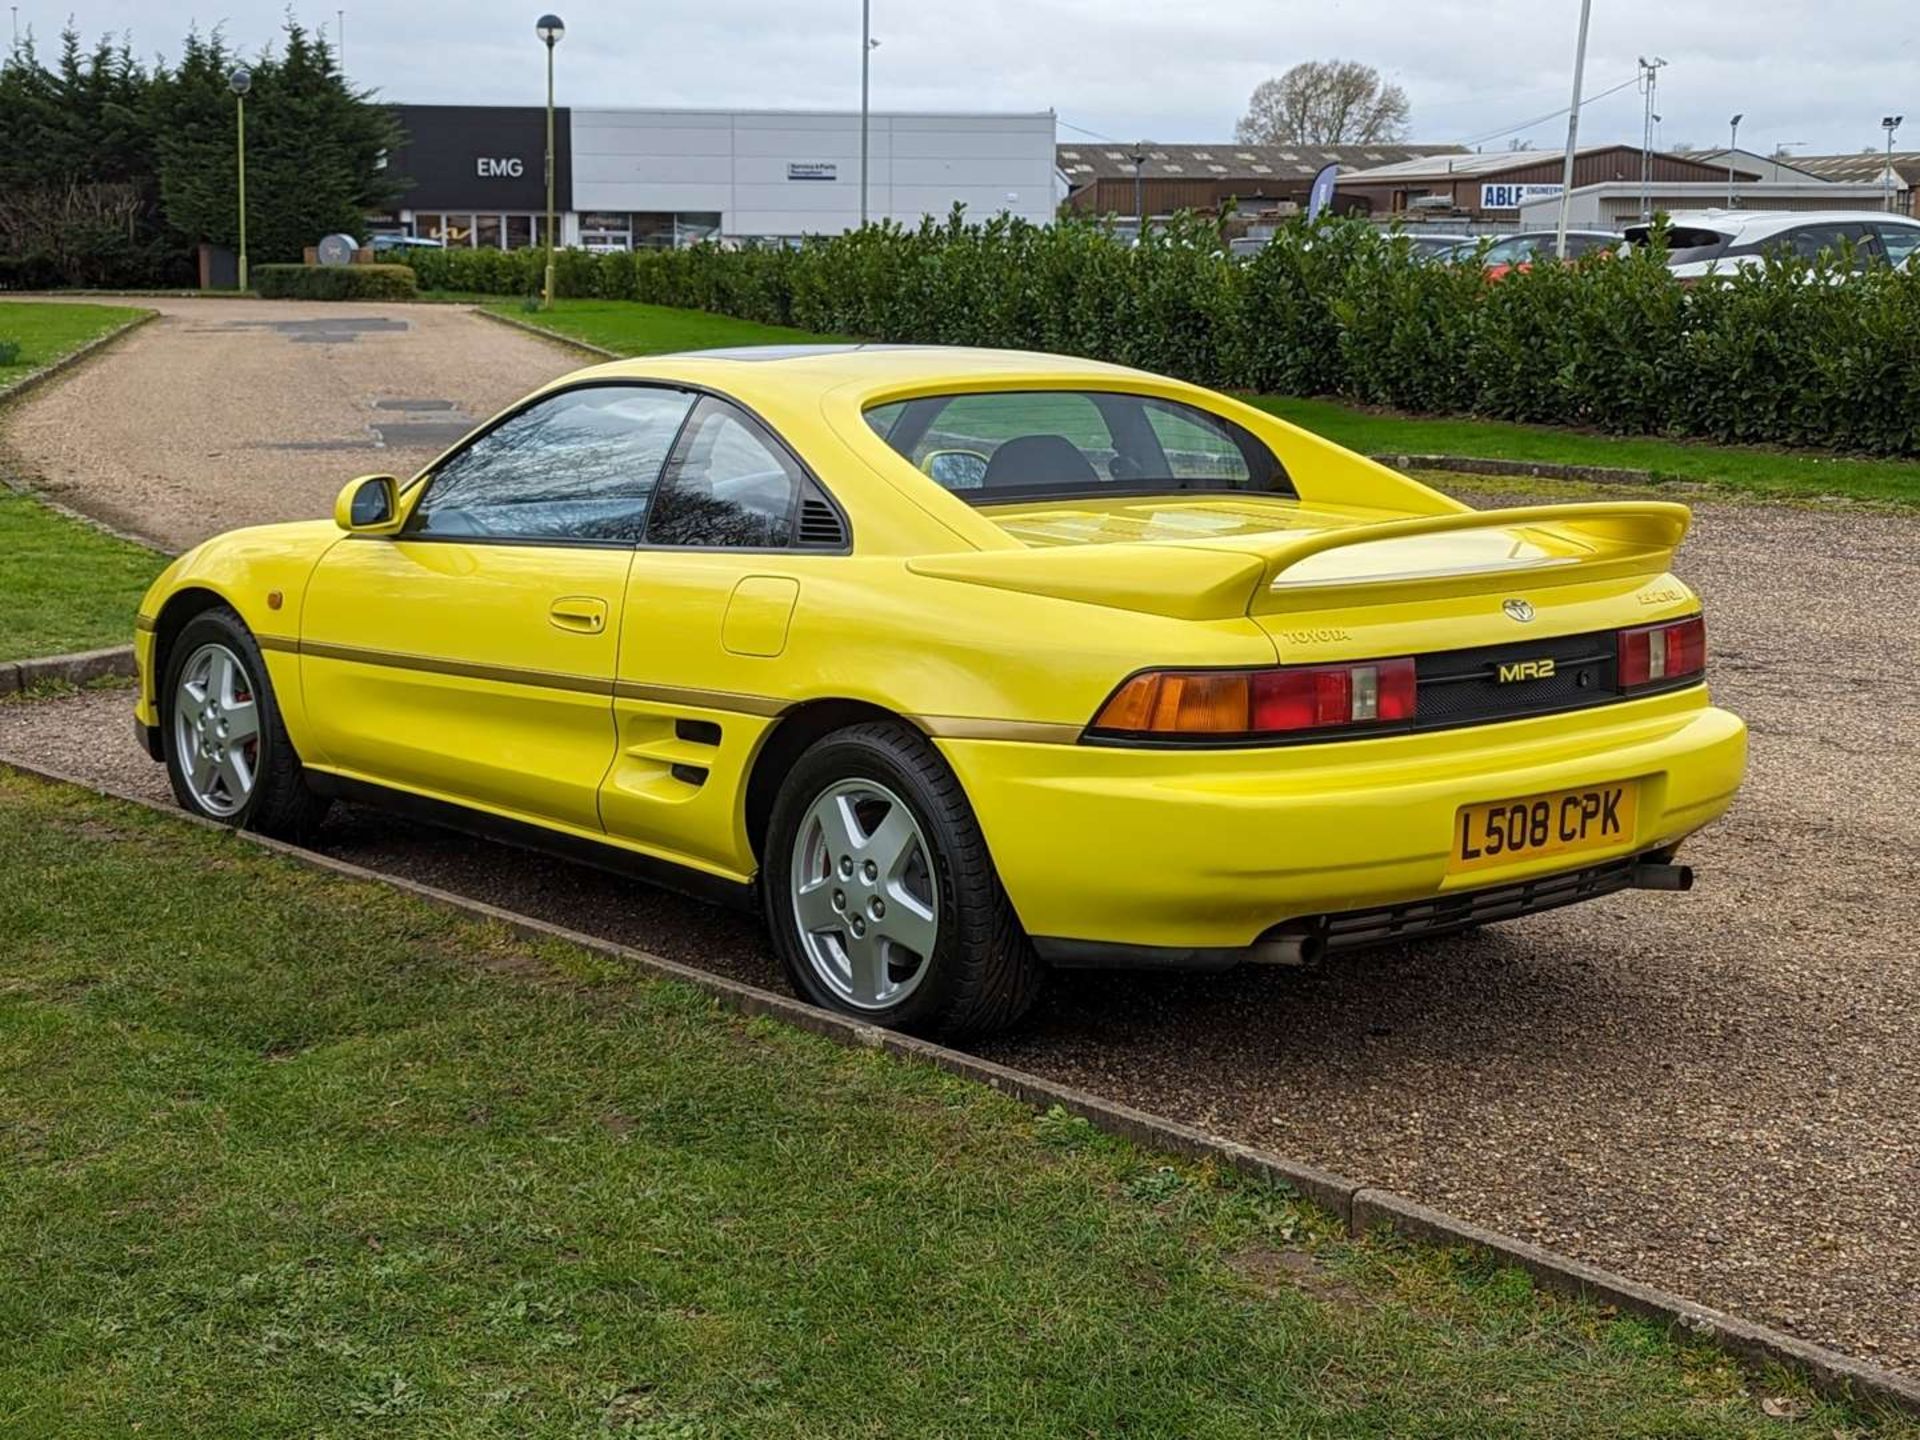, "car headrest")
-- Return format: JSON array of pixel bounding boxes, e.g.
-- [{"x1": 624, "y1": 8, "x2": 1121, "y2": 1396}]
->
[{"x1": 981, "y1": 434, "x2": 1100, "y2": 489}]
